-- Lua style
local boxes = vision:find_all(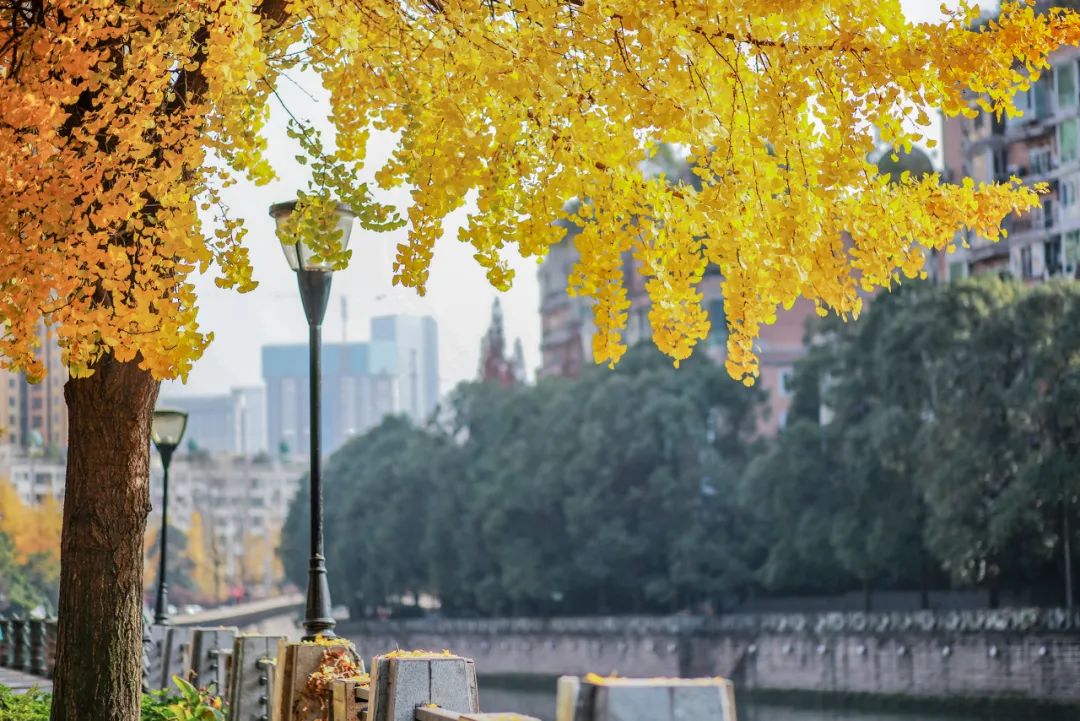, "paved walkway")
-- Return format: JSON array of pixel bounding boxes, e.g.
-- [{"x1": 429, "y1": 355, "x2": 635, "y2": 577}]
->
[{"x1": 0, "y1": 666, "x2": 52, "y2": 694}]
